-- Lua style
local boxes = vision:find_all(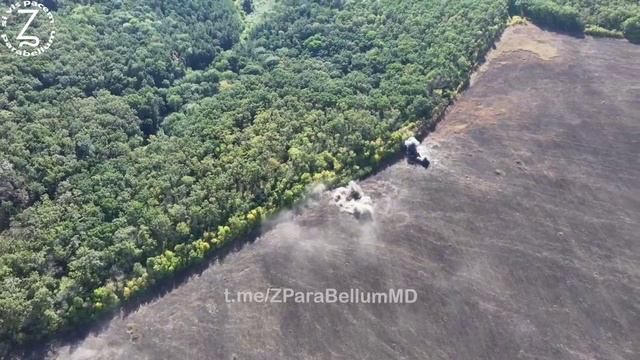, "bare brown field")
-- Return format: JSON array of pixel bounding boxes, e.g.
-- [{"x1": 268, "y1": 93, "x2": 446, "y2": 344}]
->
[{"x1": 38, "y1": 25, "x2": 640, "y2": 360}]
